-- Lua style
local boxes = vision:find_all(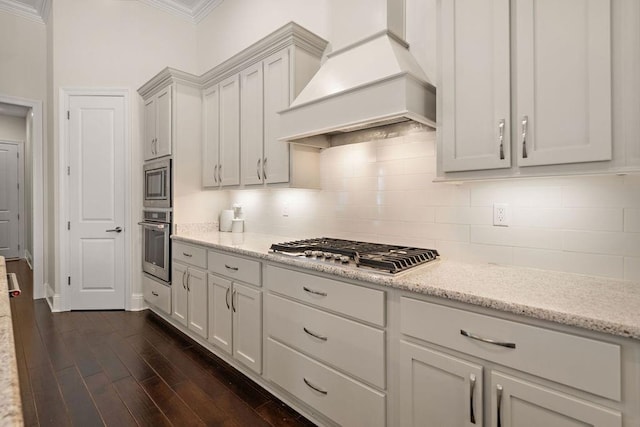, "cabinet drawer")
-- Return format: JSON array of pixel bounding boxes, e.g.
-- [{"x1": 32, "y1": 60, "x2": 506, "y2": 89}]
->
[
  {"x1": 208, "y1": 250, "x2": 261, "y2": 286},
  {"x1": 267, "y1": 338, "x2": 385, "y2": 427},
  {"x1": 173, "y1": 242, "x2": 207, "y2": 269},
  {"x1": 400, "y1": 298, "x2": 621, "y2": 401},
  {"x1": 265, "y1": 265, "x2": 385, "y2": 326},
  {"x1": 267, "y1": 294, "x2": 385, "y2": 389},
  {"x1": 143, "y1": 275, "x2": 171, "y2": 314}
]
